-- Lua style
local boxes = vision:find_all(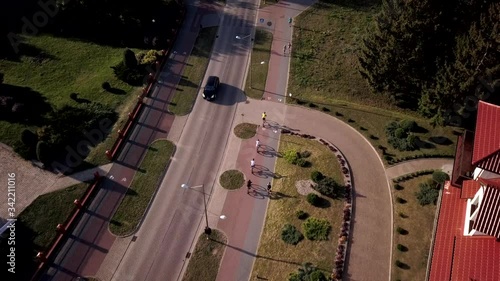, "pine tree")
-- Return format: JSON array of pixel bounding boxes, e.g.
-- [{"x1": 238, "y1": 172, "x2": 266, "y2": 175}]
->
[{"x1": 419, "y1": 2, "x2": 500, "y2": 124}]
